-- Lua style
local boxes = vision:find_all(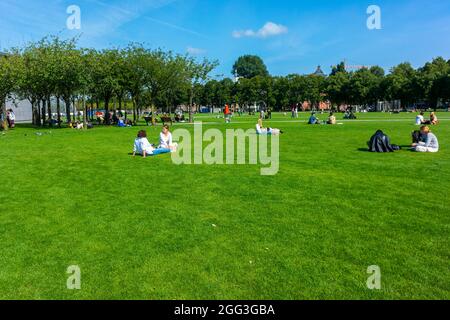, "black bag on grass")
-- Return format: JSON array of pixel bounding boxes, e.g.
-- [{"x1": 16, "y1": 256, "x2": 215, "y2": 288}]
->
[{"x1": 367, "y1": 130, "x2": 400, "y2": 153}]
